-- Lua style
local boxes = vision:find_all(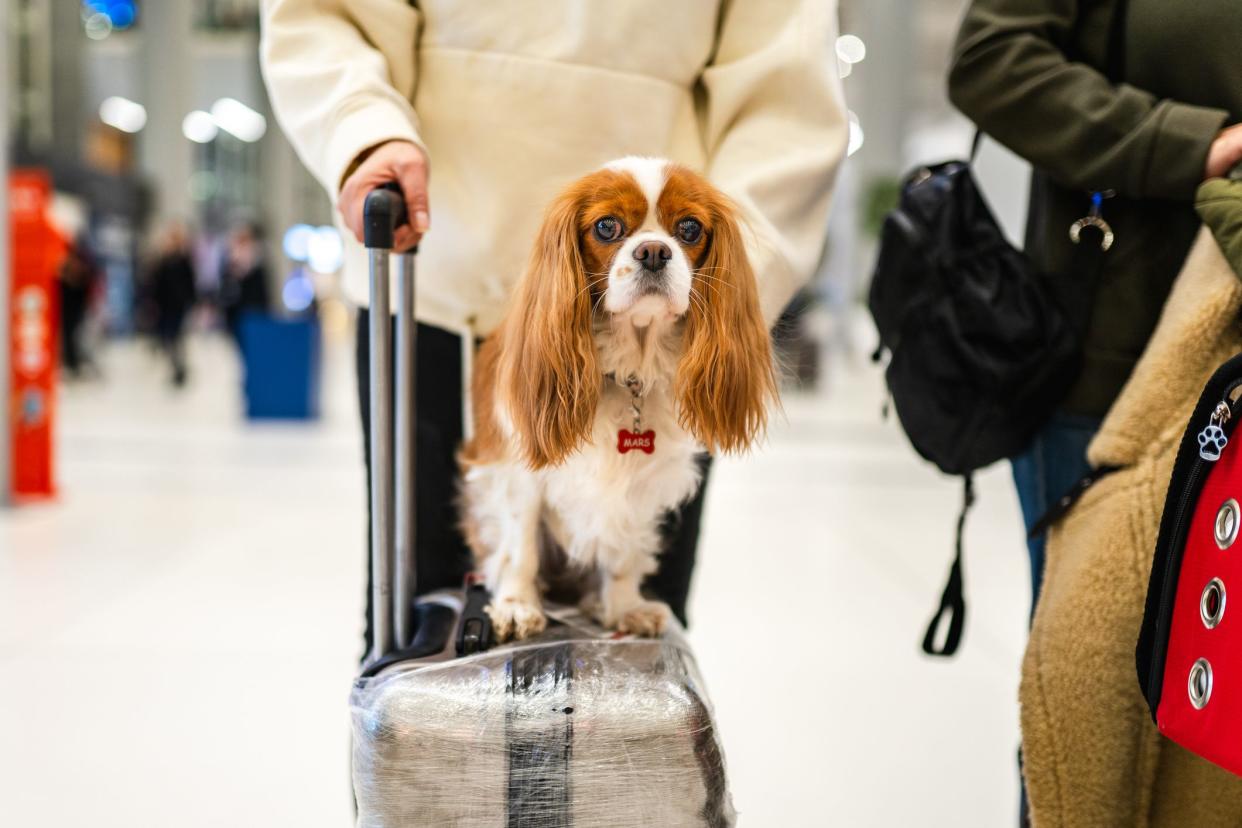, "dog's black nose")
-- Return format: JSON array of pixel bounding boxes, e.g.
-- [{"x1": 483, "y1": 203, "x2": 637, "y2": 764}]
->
[{"x1": 633, "y1": 240, "x2": 671, "y2": 272}]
